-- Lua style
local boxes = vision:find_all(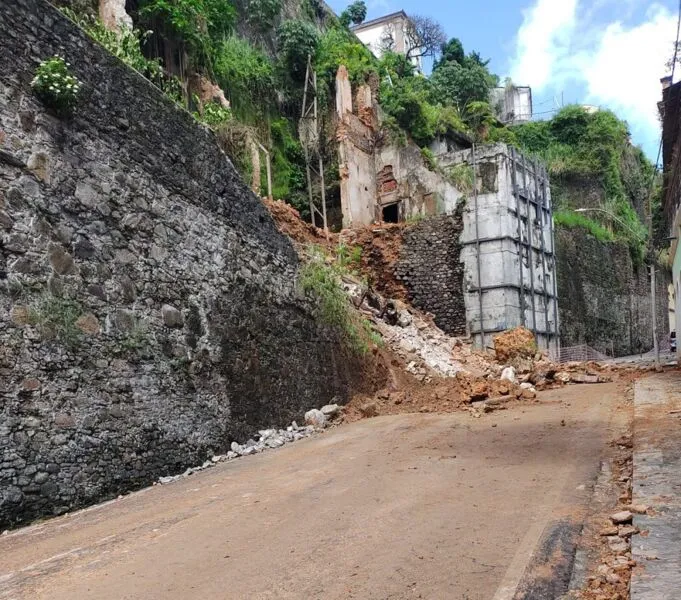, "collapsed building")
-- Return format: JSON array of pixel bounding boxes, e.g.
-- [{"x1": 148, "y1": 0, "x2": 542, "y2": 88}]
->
[{"x1": 335, "y1": 67, "x2": 559, "y2": 352}]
